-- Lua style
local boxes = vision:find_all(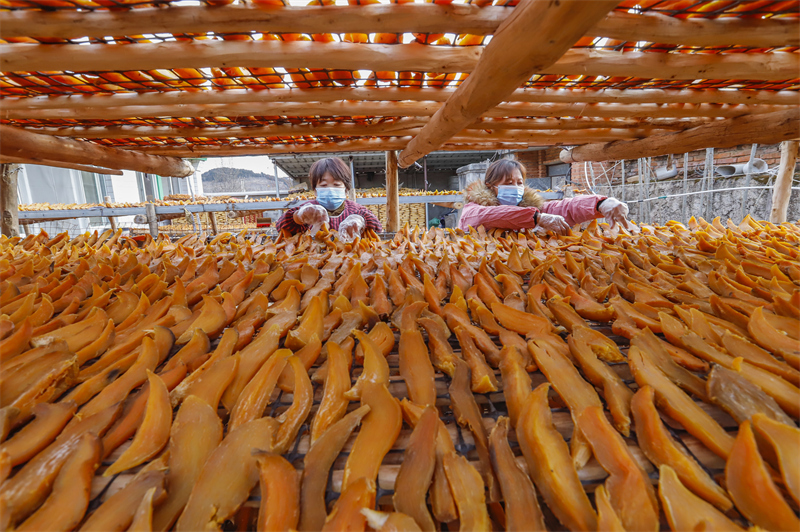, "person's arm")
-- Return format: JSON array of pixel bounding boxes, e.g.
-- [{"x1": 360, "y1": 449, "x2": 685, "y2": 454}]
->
[
  {"x1": 355, "y1": 205, "x2": 383, "y2": 232},
  {"x1": 458, "y1": 203, "x2": 539, "y2": 231},
  {"x1": 538, "y1": 195, "x2": 606, "y2": 227},
  {"x1": 276, "y1": 205, "x2": 306, "y2": 234}
]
